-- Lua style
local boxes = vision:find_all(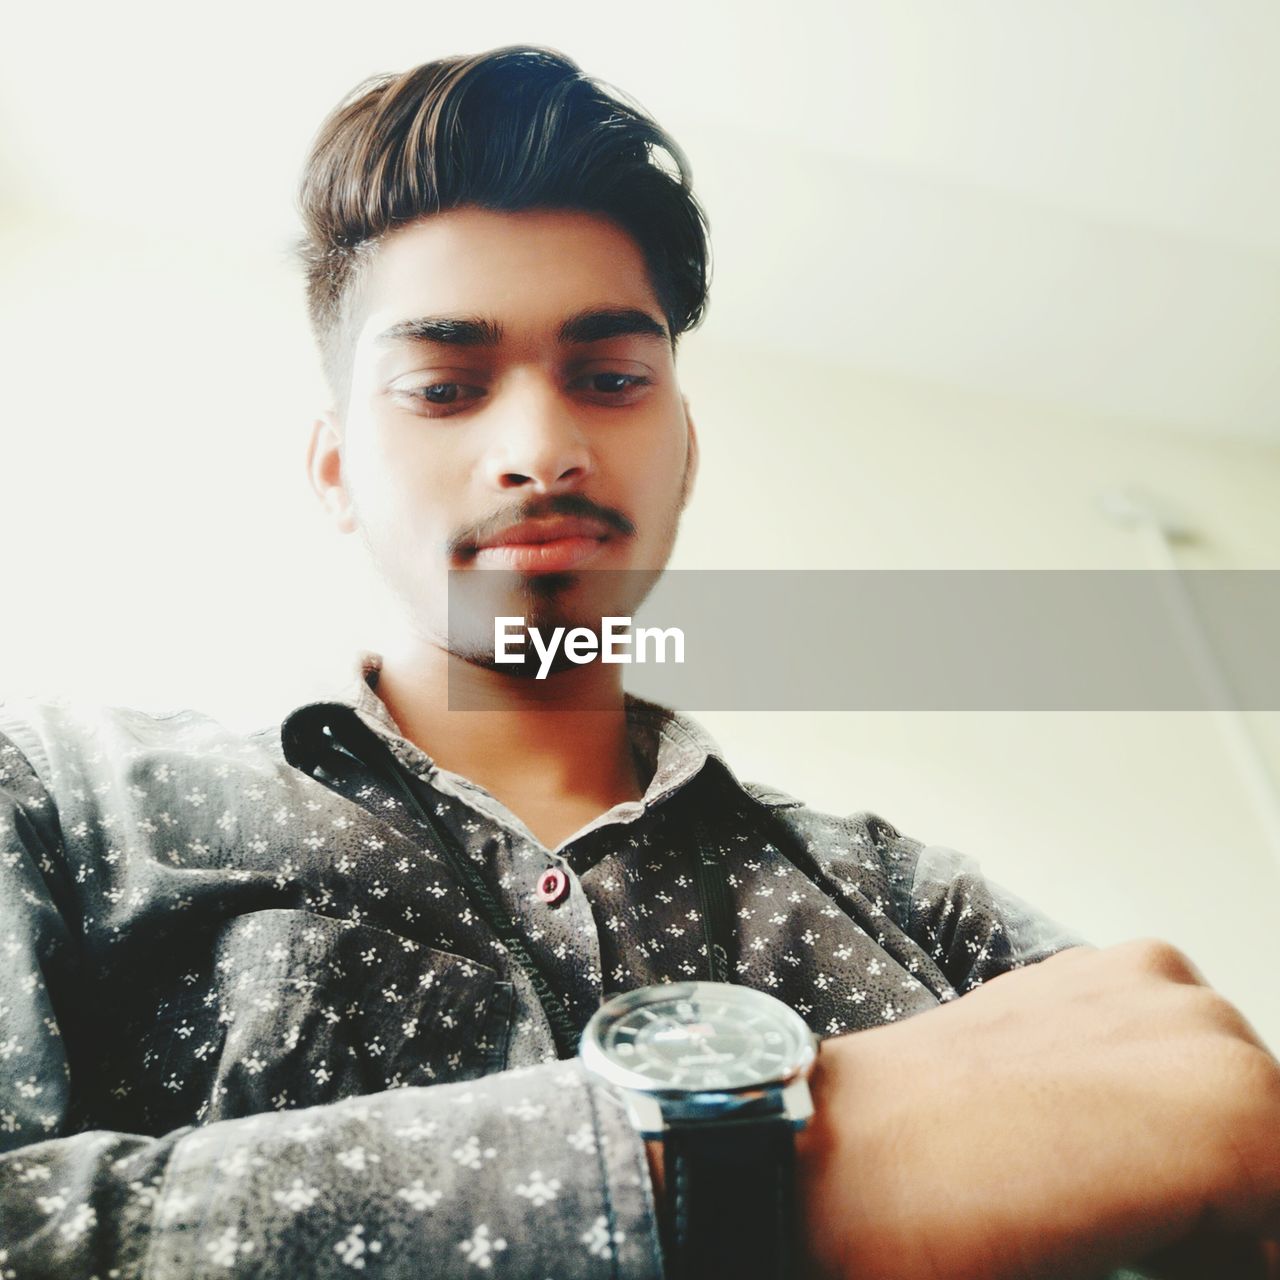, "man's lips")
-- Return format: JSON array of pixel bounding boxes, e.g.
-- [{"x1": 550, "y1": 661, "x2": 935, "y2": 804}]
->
[
  {"x1": 471, "y1": 515, "x2": 614, "y2": 572},
  {"x1": 477, "y1": 515, "x2": 613, "y2": 549}
]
